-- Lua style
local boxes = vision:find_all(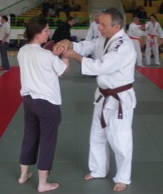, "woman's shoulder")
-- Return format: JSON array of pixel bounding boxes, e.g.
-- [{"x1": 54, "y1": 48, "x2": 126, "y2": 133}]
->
[
  {"x1": 38, "y1": 46, "x2": 54, "y2": 56},
  {"x1": 39, "y1": 46, "x2": 59, "y2": 61}
]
